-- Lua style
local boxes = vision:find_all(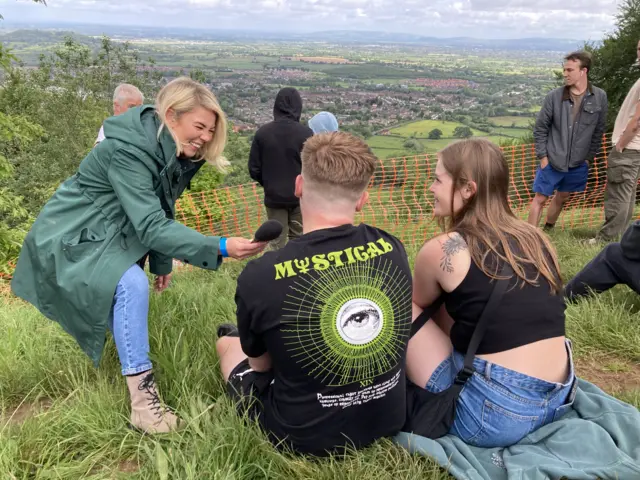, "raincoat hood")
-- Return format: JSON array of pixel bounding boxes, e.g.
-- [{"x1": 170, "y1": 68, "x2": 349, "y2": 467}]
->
[{"x1": 103, "y1": 105, "x2": 176, "y2": 167}]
